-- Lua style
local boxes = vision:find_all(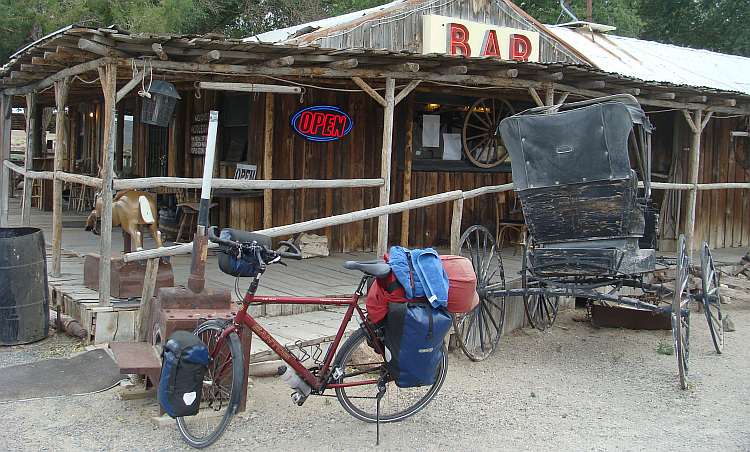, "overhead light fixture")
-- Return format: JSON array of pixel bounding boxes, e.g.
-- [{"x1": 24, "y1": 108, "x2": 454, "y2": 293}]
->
[{"x1": 140, "y1": 80, "x2": 181, "y2": 127}]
